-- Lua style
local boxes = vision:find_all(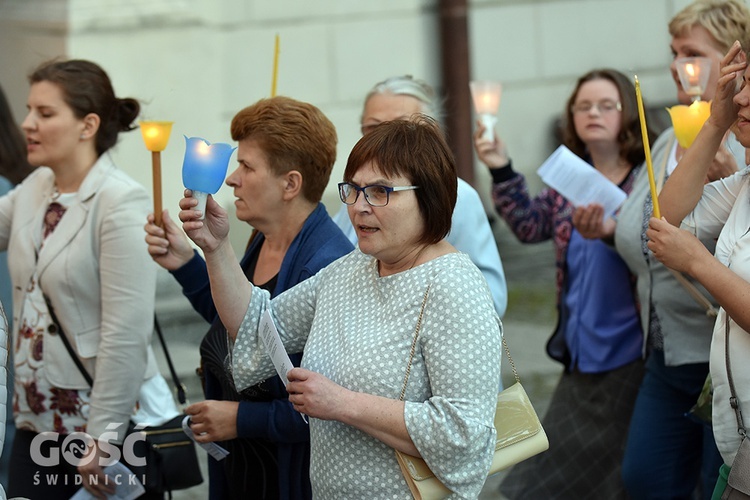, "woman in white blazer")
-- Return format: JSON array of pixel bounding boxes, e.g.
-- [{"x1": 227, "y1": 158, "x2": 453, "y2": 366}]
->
[{"x1": 0, "y1": 59, "x2": 162, "y2": 499}]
